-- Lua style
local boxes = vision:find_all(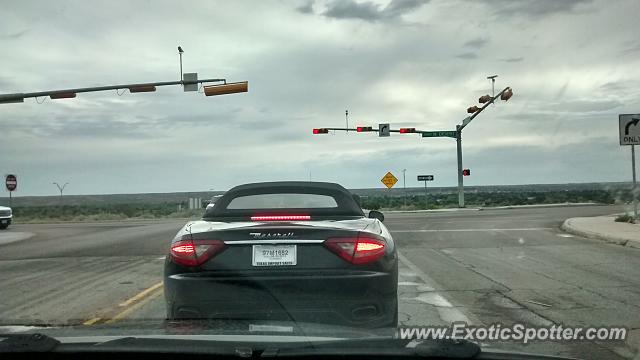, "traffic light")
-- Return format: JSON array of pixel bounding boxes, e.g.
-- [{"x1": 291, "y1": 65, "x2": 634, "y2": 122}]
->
[
  {"x1": 462, "y1": 169, "x2": 471, "y2": 176},
  {"x1": 203, "y1": 81, "x2": 249, "y2": 97},
  {"x1": 467, "y1": 106, "x2": 480, "y2": 114},
  {"x1": 478, "y1": 95, "x2": 492, "y2": 103},
  {"x1": 50, "y1": 92, "x2": 76, "y2": 99},
  {"x1": 128, "y1": 85, "x2": 157, "y2": 93},
  {"x1": 313, "y1": 128, "x2": 329, "y2": 134},
  {"x1": 399, "y1": 128, "x2": 416, "y2": 134},
  {"x1": 356, "y1": 126, "x2": 373, "y2": 132},
  {"x1": 501, "y1": 88, "x2": 513, "y2": 101}
]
